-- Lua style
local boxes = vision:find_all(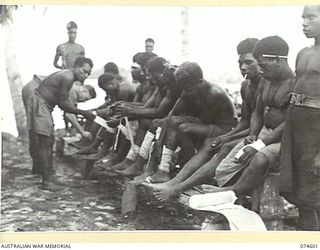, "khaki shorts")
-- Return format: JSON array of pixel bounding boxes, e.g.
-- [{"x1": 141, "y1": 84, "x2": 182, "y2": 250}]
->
[
  {"x1": 215, "y1": 126, "x2": 280, "y2": 187},
  {"x1": 27, "y1": 93, "x2": 54, "y2": 137}
]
